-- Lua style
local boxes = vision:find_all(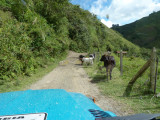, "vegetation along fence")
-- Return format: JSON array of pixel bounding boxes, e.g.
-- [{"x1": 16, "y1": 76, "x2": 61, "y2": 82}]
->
[{"x1": 123, "y1": 47, "x2": 159, "y2": 97}]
